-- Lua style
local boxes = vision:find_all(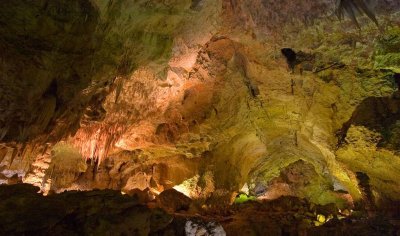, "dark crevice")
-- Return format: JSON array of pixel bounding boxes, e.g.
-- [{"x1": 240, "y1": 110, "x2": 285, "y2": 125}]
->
[
  {"x1": 356, "y1": 172, "x2": 376, "y2": 211},
  {"x1": 337, "y1": 92, "x2": 400, "y2": 151}
]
